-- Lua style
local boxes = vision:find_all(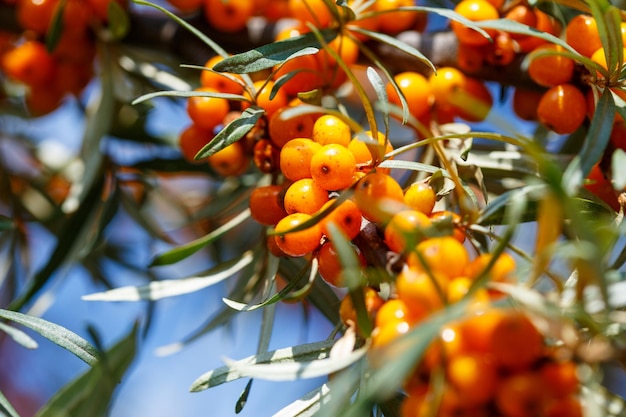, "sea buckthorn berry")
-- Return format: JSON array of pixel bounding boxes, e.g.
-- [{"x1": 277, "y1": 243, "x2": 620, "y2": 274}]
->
[
  {"x1": 591, "y1": 47, "x2": 626, "y2": 78},
  {"x1": 537, "y1": 84, "x2": 587, "y2": 135},
  {"x1": 384, "y1": 210, "x2": 431, "y2": 253},
  {"x1": 372, "y1": 319, "x2": 411, "y2": 347},
  {"x1": 203, "y1": 0, "x2": 254, "y2": 33},
  {"x1": 283, "y1": 178, "x2": 329, "y2": 214},
  {"x1": 25, "y1": 85, "x2": 64, "y2": 116},
  {"x1": 318, "y1": 198, "x2": 362, "y2": 240},
  {"x1": 249, "y1": 185, "x2": 288, "y2": 226},
  {"x1": 495, "y1": 372, "x2": 549, "y2": 417},
  {"x1": 253, "y1": 139, "x2": 280, "y2": 173},
  {"x1": 201, "y1": 55, "x2": 244, "y2": 95},
  {"x1": 584, "y1": 163, "x2": 619, "y2": 211},
  {"x1": 87, "y1": 0, "x2": 127, "y2": 22},
  {"x1": 312, "y1": 115, "x2": 352, "y2": 147},
  {"x1": 516, "y1": 10, "x2": 561, "y2": 53},
  {"x1": 242, "y1": 80, "x2": 288, "y2": 119},
  {"x1": 428, "y1": 67, "x2": 467, "y2": 110},
  {"x1": 403, "y1": 182, "x2": 436, "y2": 215},
  {"x1": 408, "y1": 236, "x2": 469, "y2": 280},
  {"x1": 178, "y1": 124, "x2": 213, "y2": 163},
  {"x1": 528, "y1": 45, "x2": 575, "y2": 87},
  {"x1": 167, "y1": 0, "x2": 202, "y2": 12},
  {"x1": 485, "y1": 31, "x2": 517, "y2": 67},
  {"x1": 450, "y1": 0, "x2": 499, "y2": 46},
  {"x1": 446, "y1": 353, "x2": 498, "y2": 407},
  {"x1": 279, "y1": 138, "x2": 321, "y2": 181},
  {"x1": 458, "y1": 308, "x2": 503, "y2": 353},
  {"x1": 373, "y1": 0, "x2": 417, "y2": 35},
  {"x1": 539, "y1": 361, "x2": 579, "y2": 398},
  {"x1": 288, "y1": 0, "x2": 335, "y2": 27},
  {"x1": 512, "y1": 88, "x2": 543, "y2": 121},
  {"x1": 16, "y1": 0, "x2": 57, "y2": 34},
  {"x1": 354, "y1": 171, "x2": 405, "y2": 224},
  {"x1": 446, "y1": 276, "x2": 490, "y2": 305},
  {"x1": 310, "y1": 144, "x2": 357, "y2": 191},
  {"x1": 2, "y1": 40, "x2": 56, "y2": 87},
  {"x1": 339, "y1": 287, "x2": 385, "y2": 327},
  {"x1": 429, "y1": 210, "x2": 466, "y2": 242},
  {"x1": 186, "y1": 87, "x2": 231, "y2": 131},
  {"x1": 316, "y1": 240, "x2": 361, "y2": 287},
  {"x1": 450, "y1": 76, "x2": 493, "y2": 122},
  {"x1": 565, "y1": 14, "x2": 602, "y2": 58},
  {"x1": 207, "y1": 141, "x2": 250, "y2": 176},
  {"x1": 491, "y1": 312, "x2": 544, "y2": 370},
  {"x1": 386, "y1": 71, "x2": 432, "y2": 120},
  {"x1": 348, "y1": 130, "x2": 393, "y2": 174},
  {"x1": 396, "y1": 267, "x2": 448, "y2": 311},
  {"x1": 503, "y1": 5, "x2": 537, "y2": 39},
  {"x1": 273, "y1": 53, "x2": 324, "y2": 96},
  {"x1": 274, "y1": 212, "x2": 323, "y2": 257},
  {"x1": 317, "y1": 34, "x2": 360, "y2": 69},
  {"x1": 464, "y1": 252, "x2": 516, "y2": 284},
  {"x1": 375, "y1": 298, "x2": 422, "y2": 329},
  {"x1": 544, "y1": 395, "x2": 583, "y2": 417},
  {"x1": 268, "y1": 106, "x2": 317, "y2": 148}
]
